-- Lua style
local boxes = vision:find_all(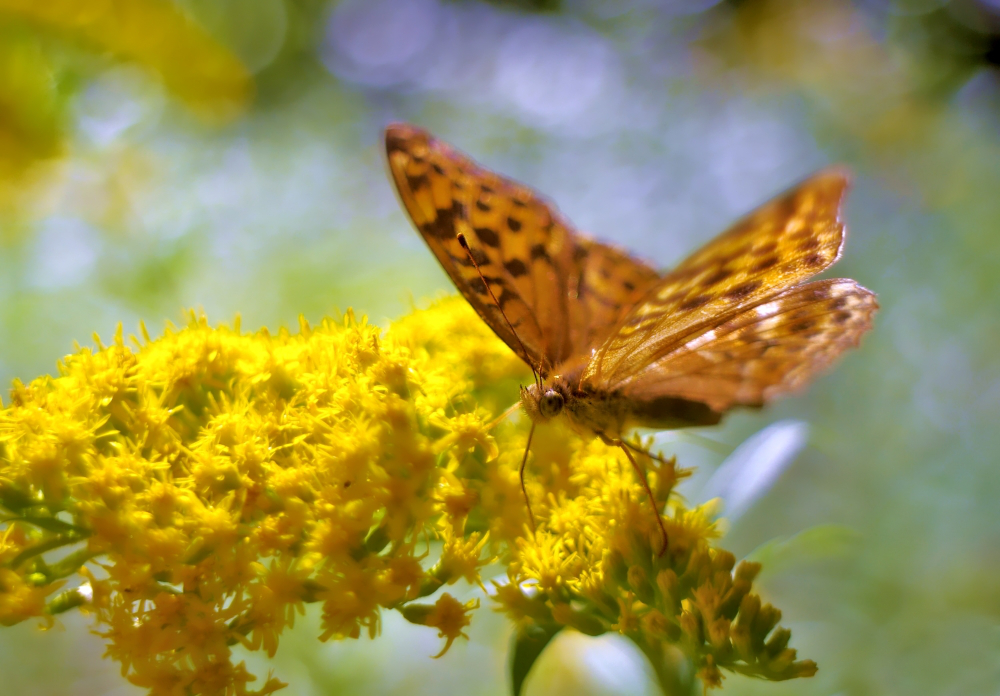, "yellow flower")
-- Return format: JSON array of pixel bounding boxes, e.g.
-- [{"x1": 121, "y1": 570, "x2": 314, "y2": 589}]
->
[
  {"x1": 0, "y1": 296, "x2": 817, "y2": 694},
  {"x1": 402, "y1": 592, "x2": 480, "y2": 658},
  {"x1": 433, "y1": 520, "x2": 490, "y2": 588},
  {"x1": 0, "y1": 567, "x2": 55, "y2": 626},
  {"x1": 493, "y1": 418, "x2": 816, "y2": 691}
]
